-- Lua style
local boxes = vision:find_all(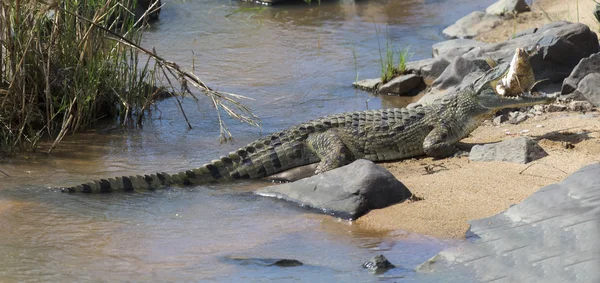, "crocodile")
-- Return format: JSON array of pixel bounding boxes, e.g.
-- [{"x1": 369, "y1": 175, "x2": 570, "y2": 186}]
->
[{"x1": 61, "y1": 50, "x2": 556, "y2": 193}]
